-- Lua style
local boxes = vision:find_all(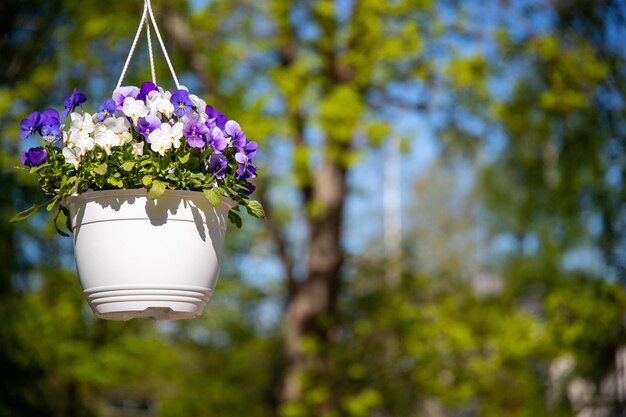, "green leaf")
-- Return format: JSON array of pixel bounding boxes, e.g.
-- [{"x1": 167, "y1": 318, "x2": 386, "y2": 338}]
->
[
  {"x1": 228, "y1": 210, "x2": 242, "y2": 228},
  {"x1": 178, "y1": 152, "x2": 190, "y2": 164},
  {"x1": 29, "y1": 164, "x2": 48, "y2": 174},
  {"x1": 187, "y1": 156, "x2": 200, "y2": 170},
  {"x1": 147, "y1": 180, "x2": 166, "y2": 200},
  {"x1": 10, "y1": 203, "x2": 44, "y2": 223},
  {"x1": 142, "y1": 175, "x2": 153, "y2": 187},
  {"x1": 93, "y1": 162, "x2": 108, "y2": 175},
  {"x1": 245, "y1": 200, "x2": 266, "y2": 219},
  {"x1": 53, "y1": 207, "x2": 70, "y2": 238},
  {"x1": 63, "y1": 206, "x2": 72, "y2": 235},
  {"x1": 121, "y1": 161, "x2": 135, "y2": 171},
  {"x1": 107, "y1": 177, "x2": 124, "y2": 187},
  {"x1": 46, "y1": 197, "x2": 59, "y2": 212},
  {"x1": 203, "y1": 188, "x2": 221, "y2": 207}
]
